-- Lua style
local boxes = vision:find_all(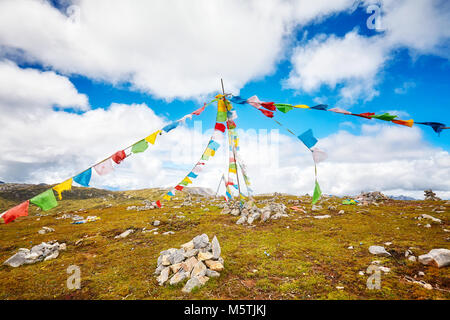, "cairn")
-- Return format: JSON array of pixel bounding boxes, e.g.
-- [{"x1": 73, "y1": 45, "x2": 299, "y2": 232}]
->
[
  {"x1": 424, "y1": 189, "x2": 441, "y2": 201},
  {"x1": 222, "y1": 200, "x2": 288, "y2": 225},
  {"x1": 355, "y1": 191, "x2": 389, "y2": 205}
]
